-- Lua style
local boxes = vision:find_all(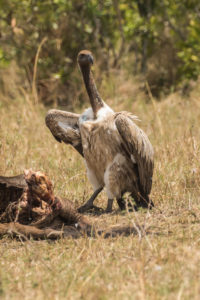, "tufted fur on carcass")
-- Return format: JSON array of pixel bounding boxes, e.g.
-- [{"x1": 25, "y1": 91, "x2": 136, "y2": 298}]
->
[{"x1": 0, "y1": 169, "x2": 137, "y2": 240}]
